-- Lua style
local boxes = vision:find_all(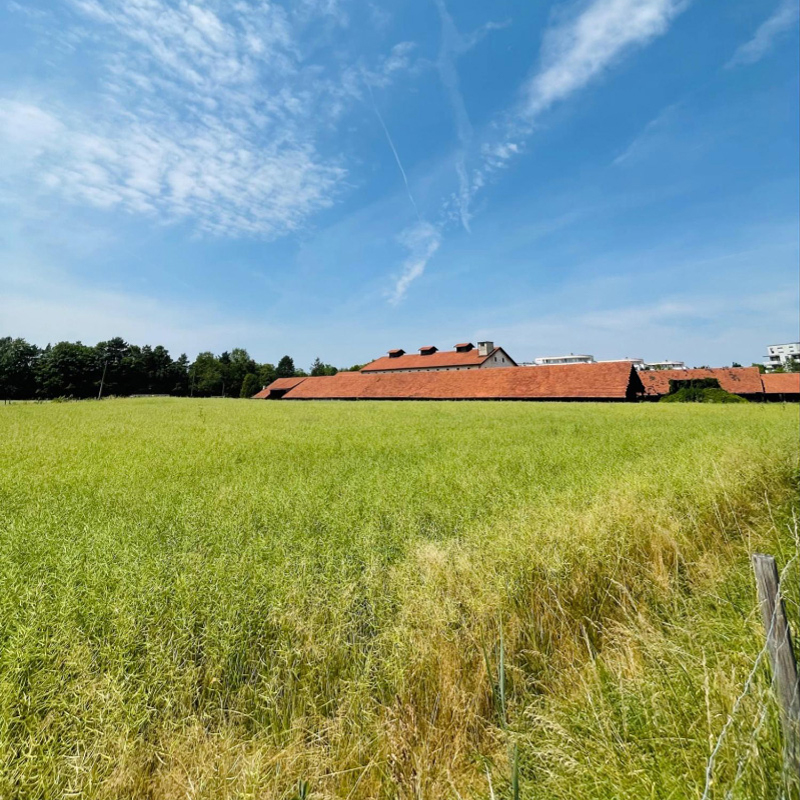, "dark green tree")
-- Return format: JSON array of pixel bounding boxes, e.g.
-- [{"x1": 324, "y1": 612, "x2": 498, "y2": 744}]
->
[
  {"x1": 276, "y1": 355, "x2": 295, "y2": 379},
  {"x1": 240, "y1": 373, "x2": 260, "y2": 398},
  {"x1": 310, "y1": 357, "x2": 338, "y2": 376},
  {"x1": 36, "y1": 341, "x2": 97, "y2": 398},
  {"x1": 171, "y1": 354, "x2": 190, "y2": 395},
  {"x1": 228, "y1": 348, "x2": 257, "y2": 397},
  {"x1": 94, "y1": 337, "x2": 131, "y2": 396},
  {"x1": 258, "y1": 363, "x2": 276, "y2": 387},
  {"x1": 0, "y1": 337, "x2": 39, "y2": 400},
  {"x1": 191, "y1": 352, "x2": 223, "y2": 396}
]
